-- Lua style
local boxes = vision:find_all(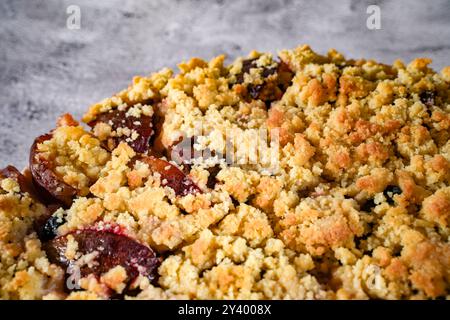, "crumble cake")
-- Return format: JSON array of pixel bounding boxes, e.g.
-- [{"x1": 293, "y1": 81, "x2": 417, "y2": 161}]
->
[{"x1": 1, "y1": 45, "x2": 449, "y2": 300}]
